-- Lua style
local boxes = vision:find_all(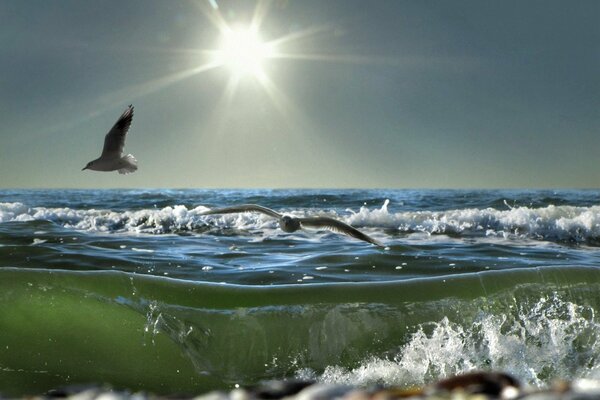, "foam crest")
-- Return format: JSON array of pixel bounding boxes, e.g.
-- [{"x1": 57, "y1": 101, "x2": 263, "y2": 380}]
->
[
  {"x1": 0, "y1": 202, "x2": 215, "y2": 234},
  {"x1": 344, "y1": 201, "x2": 600, "y2": 243},
  {"x1": 302, "y1": 294, "x2": 600, "y2": 388},
  {"x1": 0, "y1": 202, "x2": 289, "y2": 235},
  {"x1": 4, "y1": 200, "x2": 600, "y2": 243},
  {"x1": 0, "y1": 202, "x2": 30, "y2": 223}
]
